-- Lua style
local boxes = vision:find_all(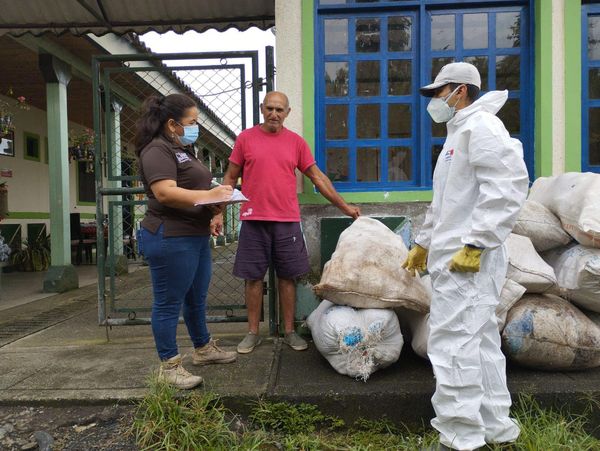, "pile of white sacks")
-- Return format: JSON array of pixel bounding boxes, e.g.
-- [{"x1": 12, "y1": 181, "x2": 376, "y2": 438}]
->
[
  {"x1": 309, "y1": 216, "x2": 430, "y2": 381},
  {"x1": 501, "y1": 172, "x2": 600, "y2": 370},
  {"x1": 309, "y1": 173, "x2": 600, "y2": 380}
]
